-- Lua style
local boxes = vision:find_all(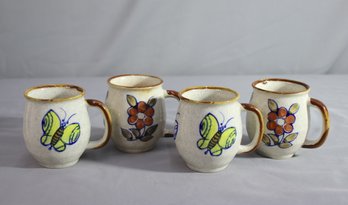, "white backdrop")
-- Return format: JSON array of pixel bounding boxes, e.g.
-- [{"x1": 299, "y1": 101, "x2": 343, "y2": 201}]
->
[{"x1": 0, "y1": 0, "x2": 347, "y2": 78}]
